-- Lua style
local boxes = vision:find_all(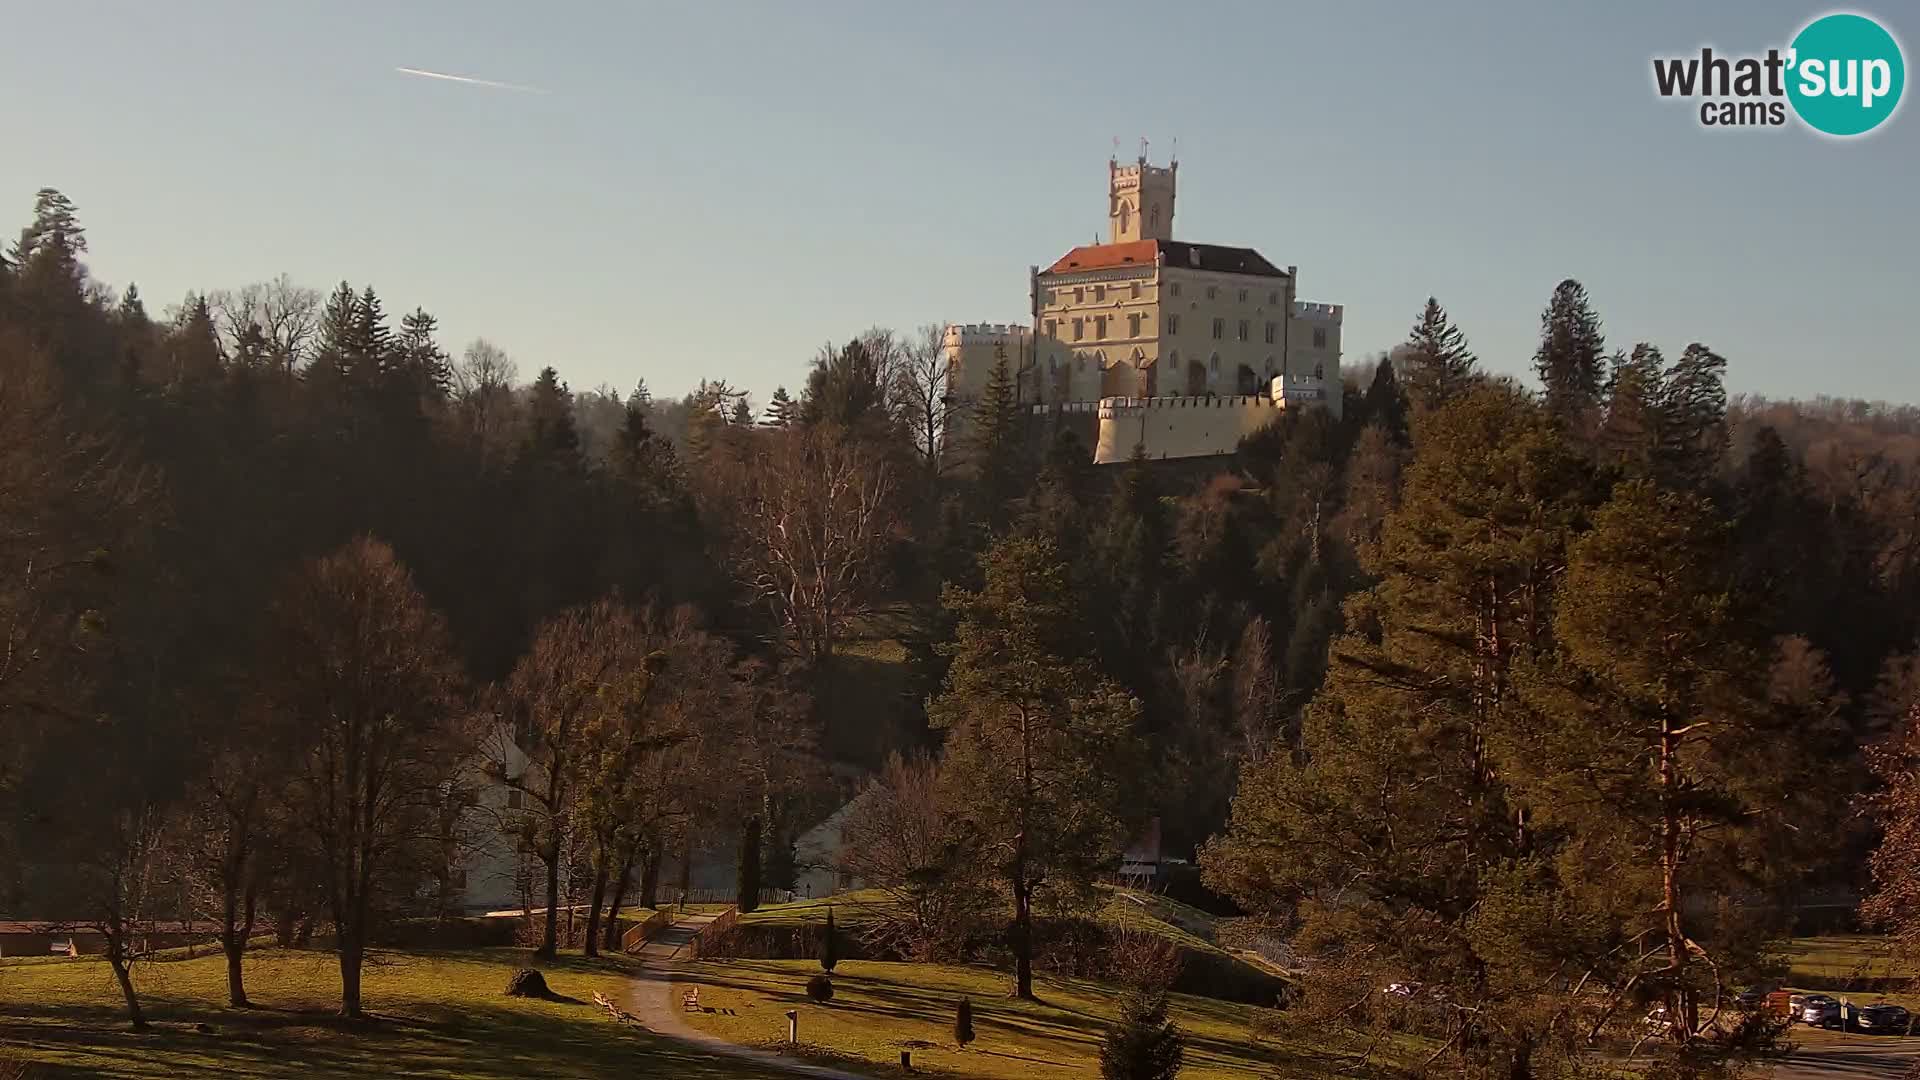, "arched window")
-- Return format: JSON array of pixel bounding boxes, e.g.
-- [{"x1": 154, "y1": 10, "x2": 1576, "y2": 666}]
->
[
  {"x1": 1118, "y1": 201, "x2": 1133, "y2": 234},
  {"x1": 1313, "y1": 362, "x2": 1325, "y2": 379},
  {"x1": 1076, "y1": 354, "x2": 1085, "y2": 371},
  {"x1": 1149, "y1": 205, "x2": 1161, "y2": 231},
  {"x1": 1209, "y1": 354, "x2": 1220, "y2": 374}
]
